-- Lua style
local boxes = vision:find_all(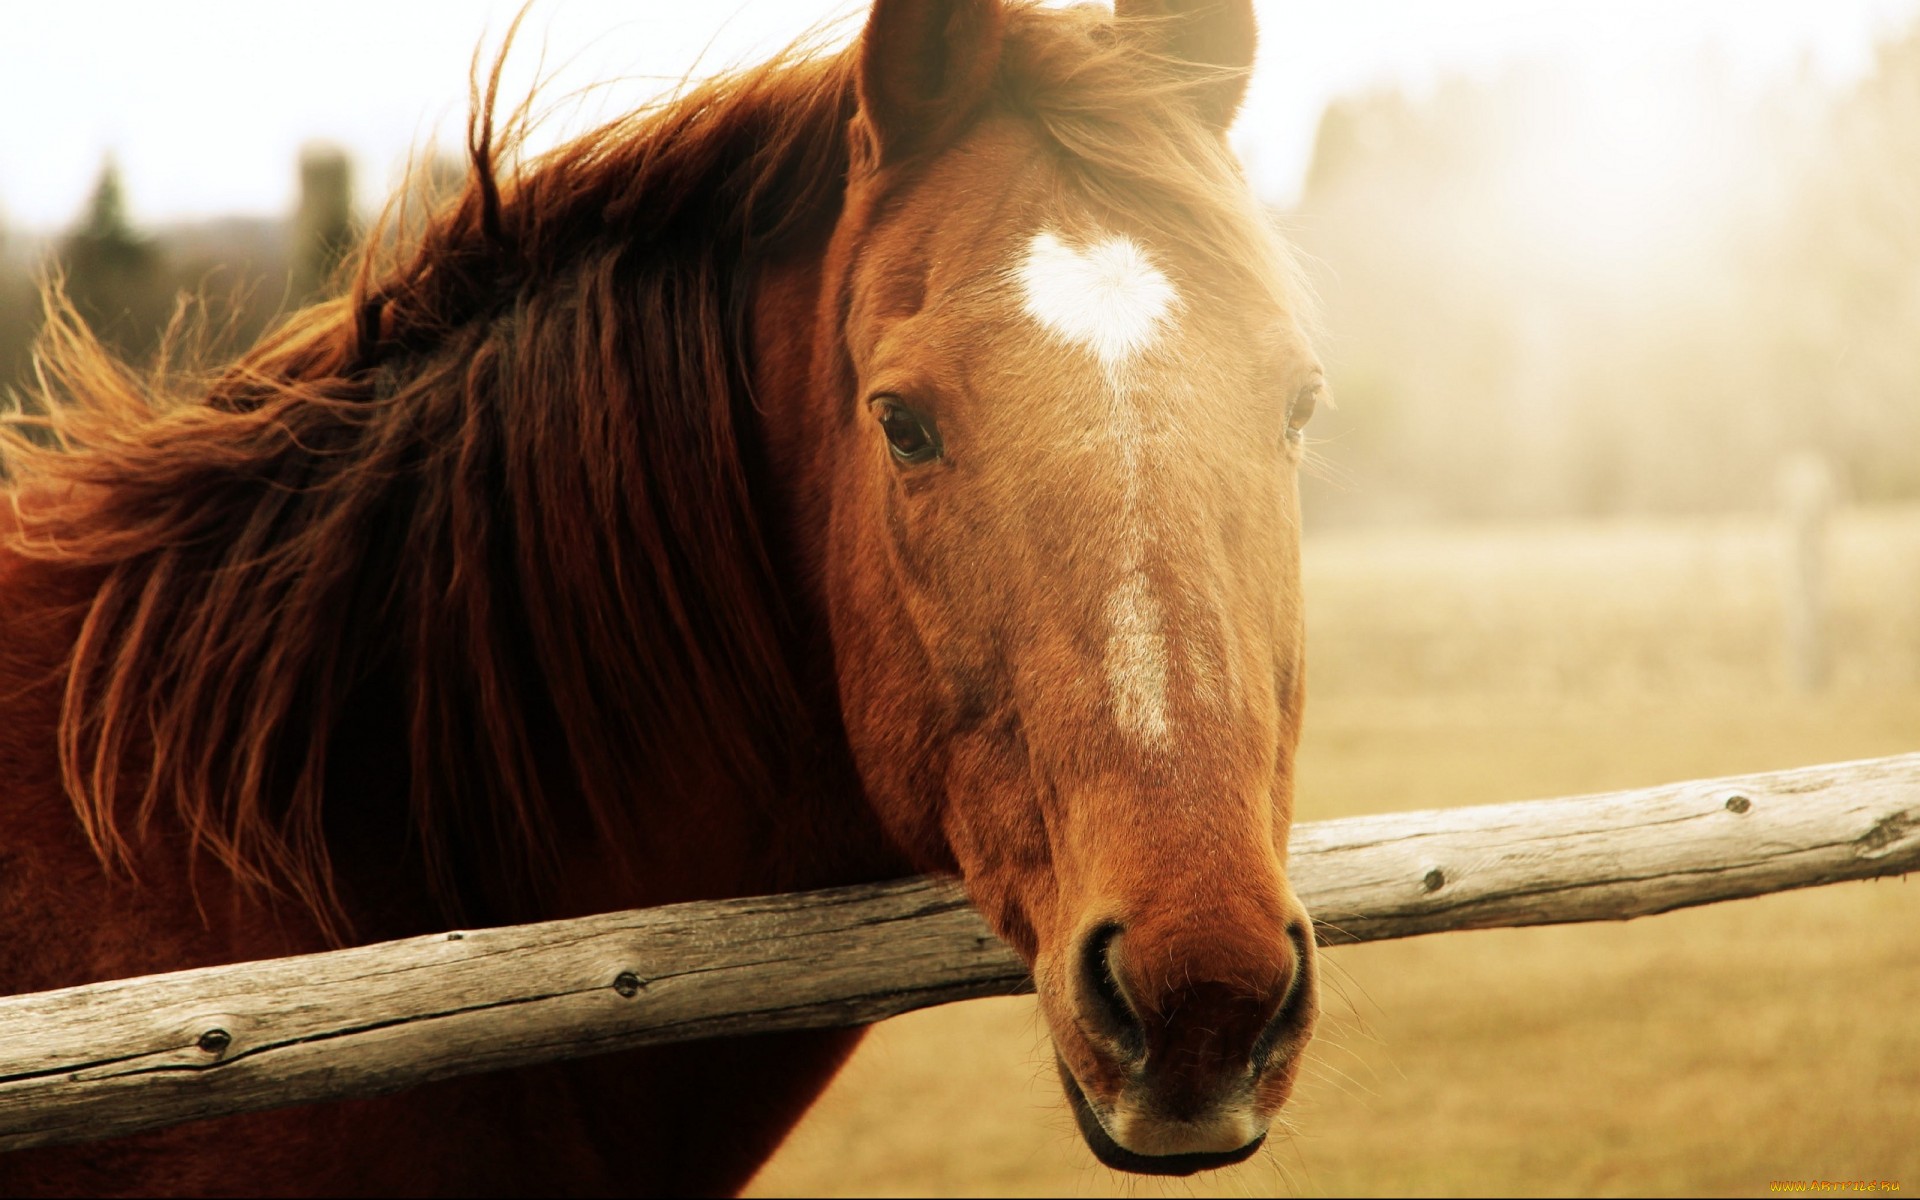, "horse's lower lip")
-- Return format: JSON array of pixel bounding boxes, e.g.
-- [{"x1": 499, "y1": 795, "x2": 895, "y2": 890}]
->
[{"x1": 1055, "y1": 1057, "x2": 1267, "y2": 1177}]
